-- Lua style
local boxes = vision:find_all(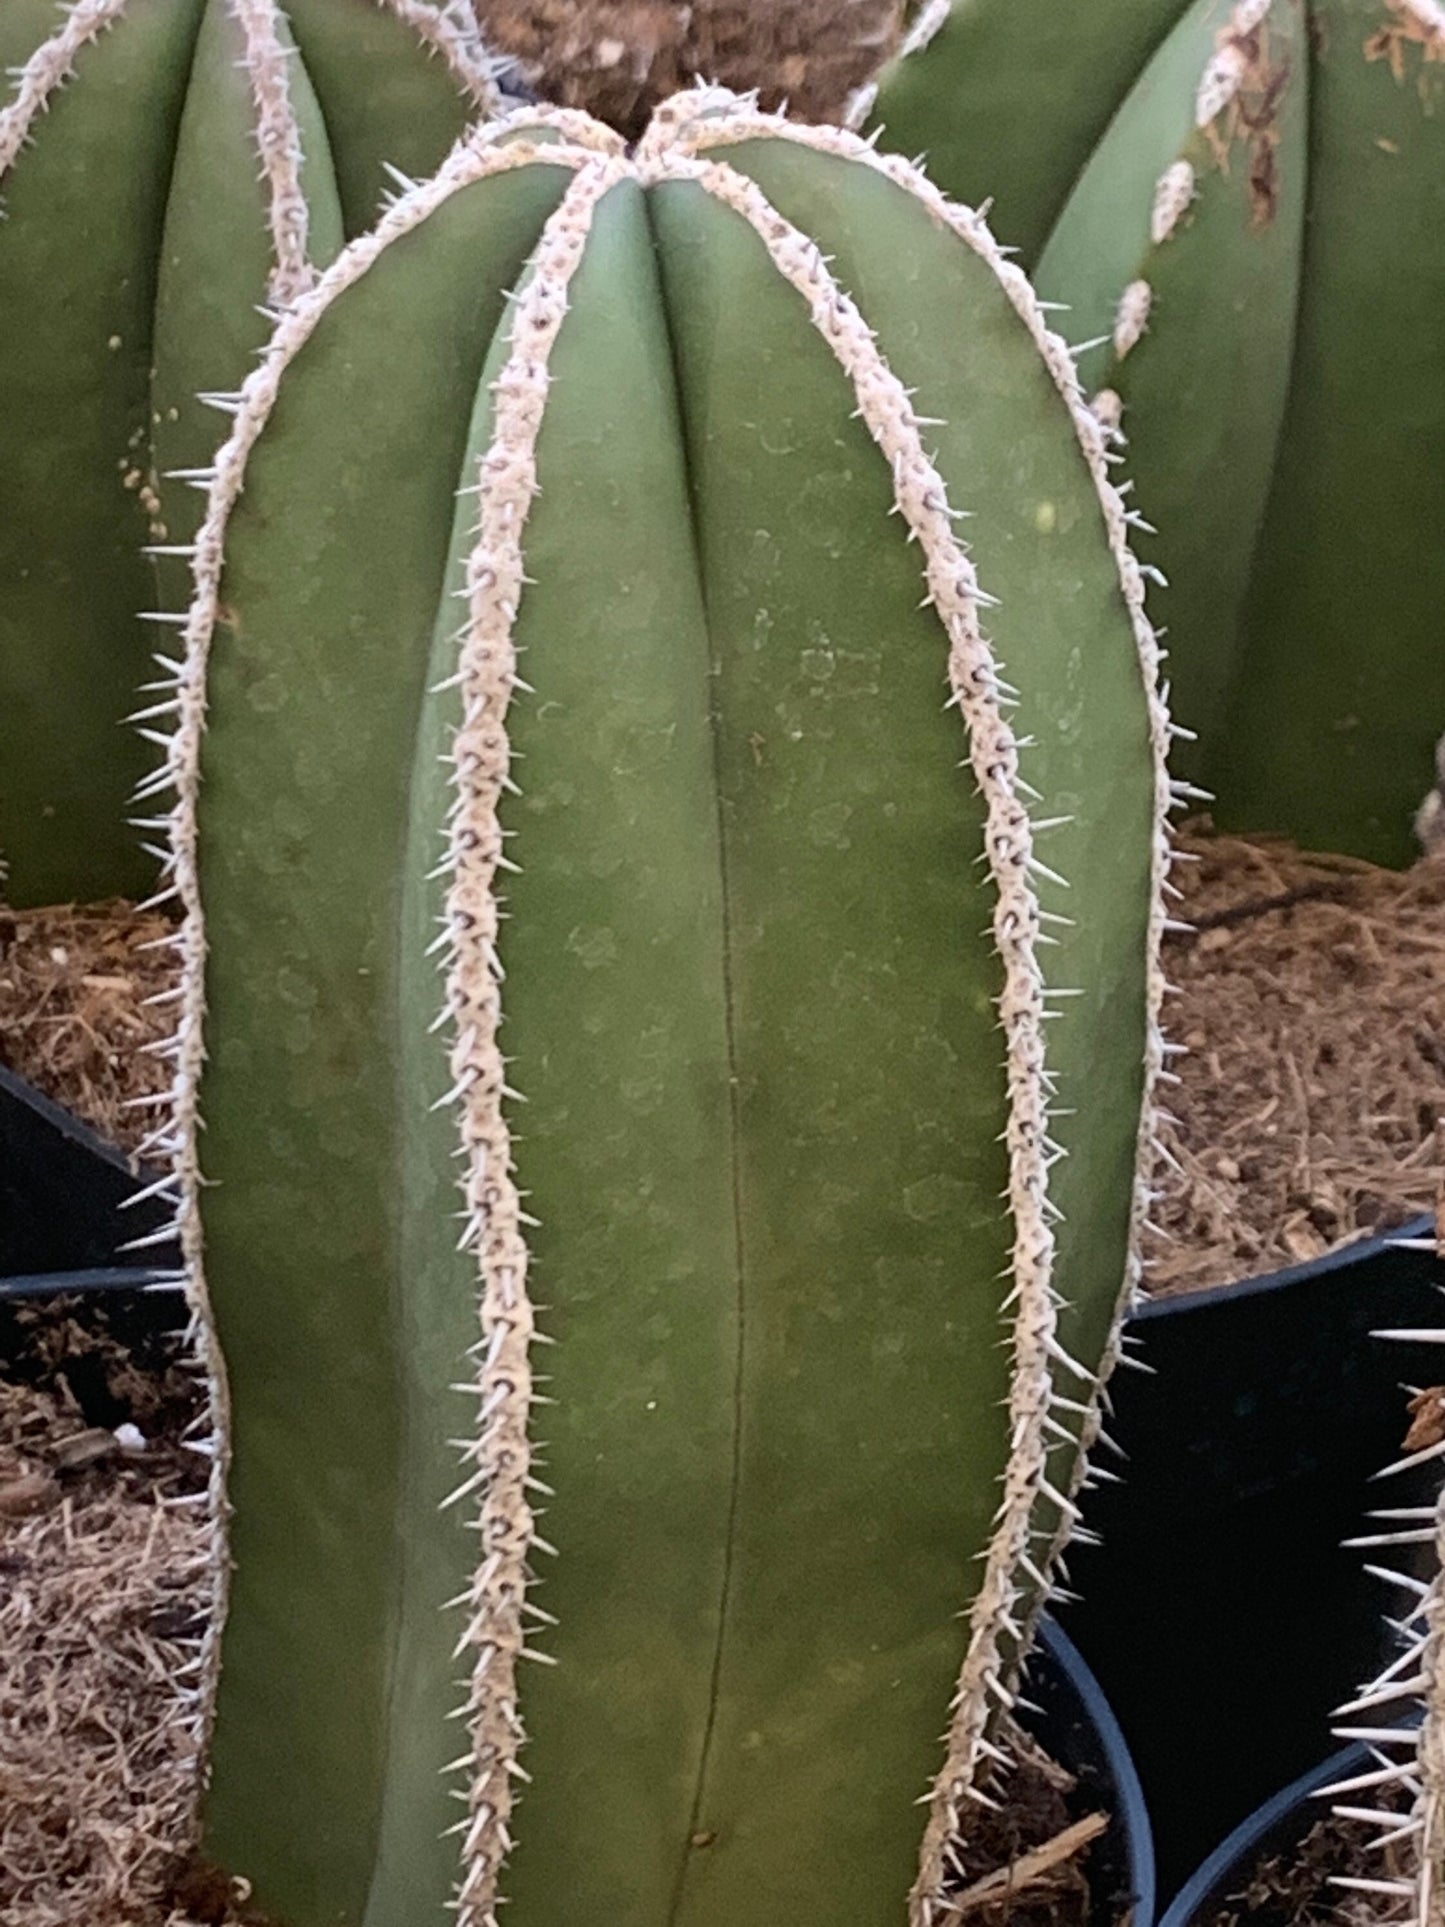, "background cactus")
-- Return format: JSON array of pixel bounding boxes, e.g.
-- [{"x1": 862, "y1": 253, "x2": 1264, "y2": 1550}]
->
[
  {"x1": 860, "y1": 0, "x2": 1445, "y2": 866},
  {"x1": 0, "y1": 0, "x2": 502, "y2": 909},
  {"x1": 149, "y1": 94, "x2": 1171, "y2": 1927}
]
